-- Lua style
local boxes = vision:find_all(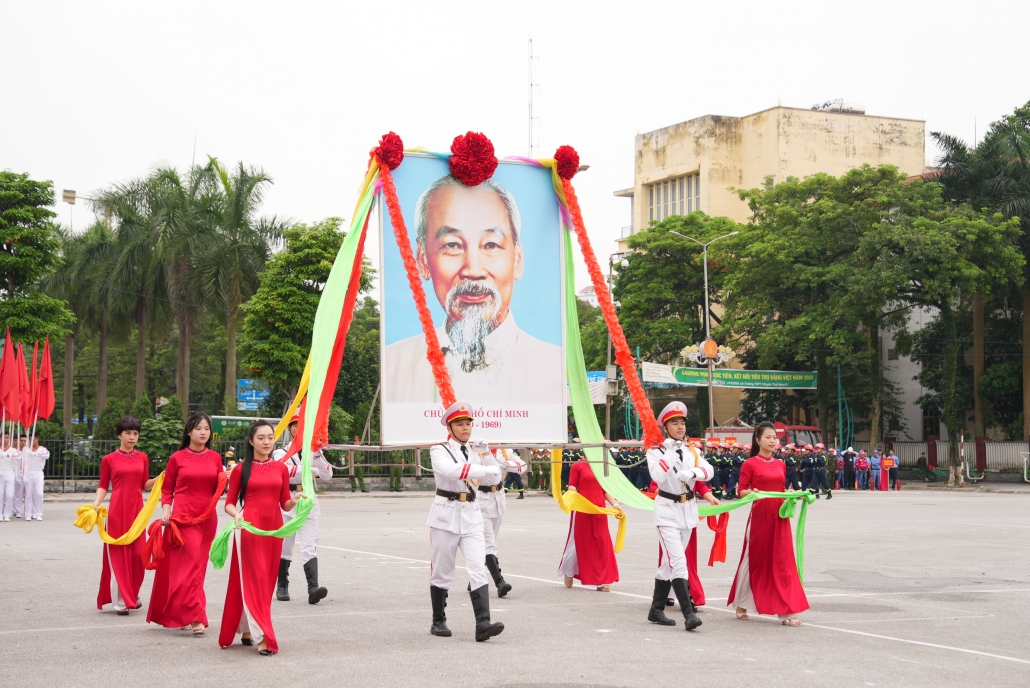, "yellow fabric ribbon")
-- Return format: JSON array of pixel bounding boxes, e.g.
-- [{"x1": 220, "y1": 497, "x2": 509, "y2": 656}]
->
[
  {"x1": 550, "y1": 449, "x2": 626, "y2": 553},
  {"x1": 74, "y1": 472, "x2": 165, "y2": 545}
]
